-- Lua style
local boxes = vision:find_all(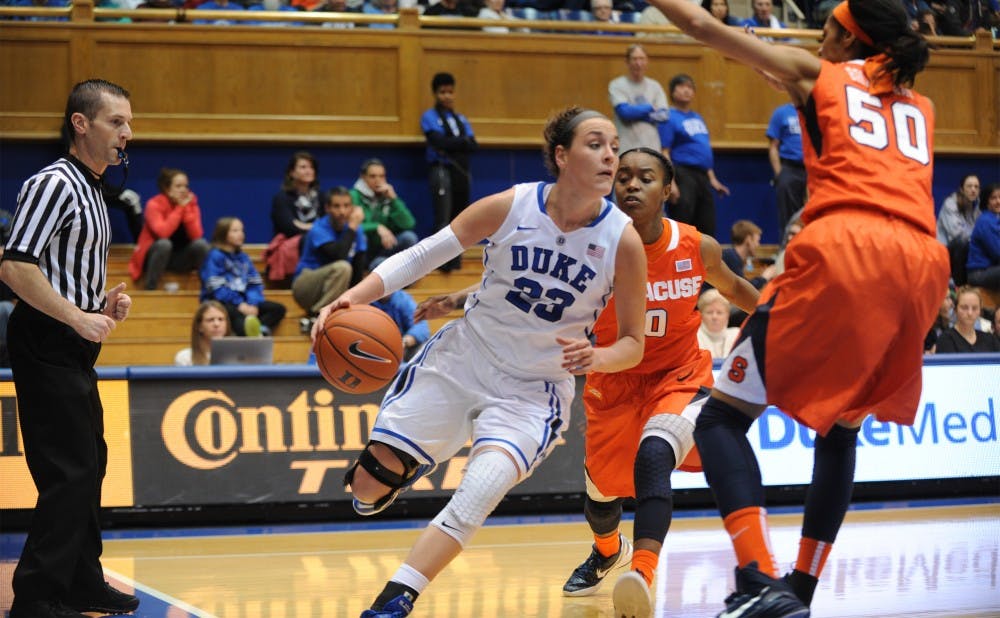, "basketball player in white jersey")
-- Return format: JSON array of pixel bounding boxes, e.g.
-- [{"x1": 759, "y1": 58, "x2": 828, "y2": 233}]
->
[{"x1": 312, "y1": 106, "x2": 647, "y2": 618}]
